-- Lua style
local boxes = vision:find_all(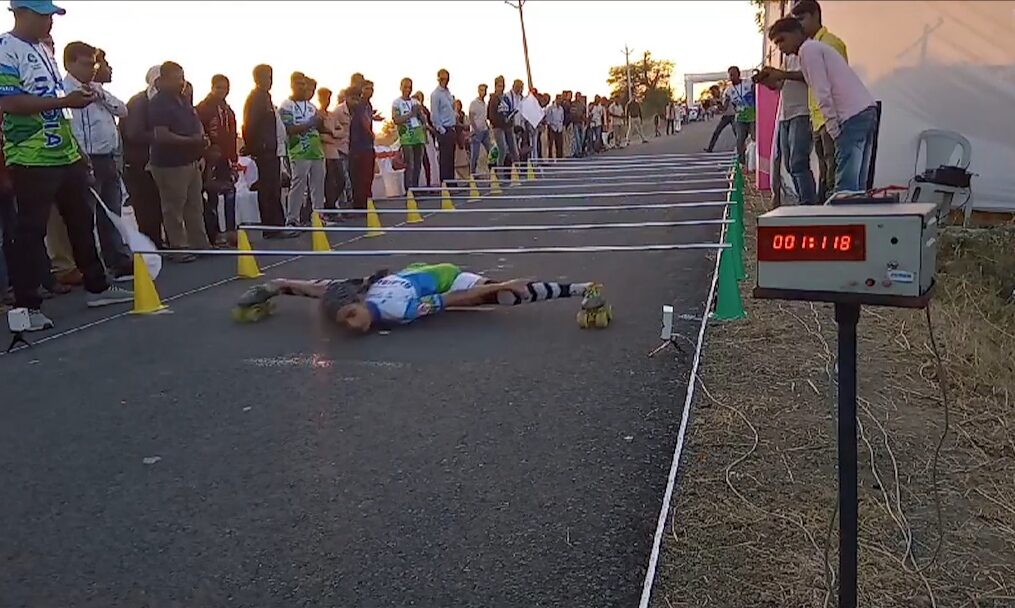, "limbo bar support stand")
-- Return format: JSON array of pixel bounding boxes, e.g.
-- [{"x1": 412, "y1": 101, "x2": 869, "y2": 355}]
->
[{"x1": 834, "y1": 302, "x2": 860, "y2": 608}]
